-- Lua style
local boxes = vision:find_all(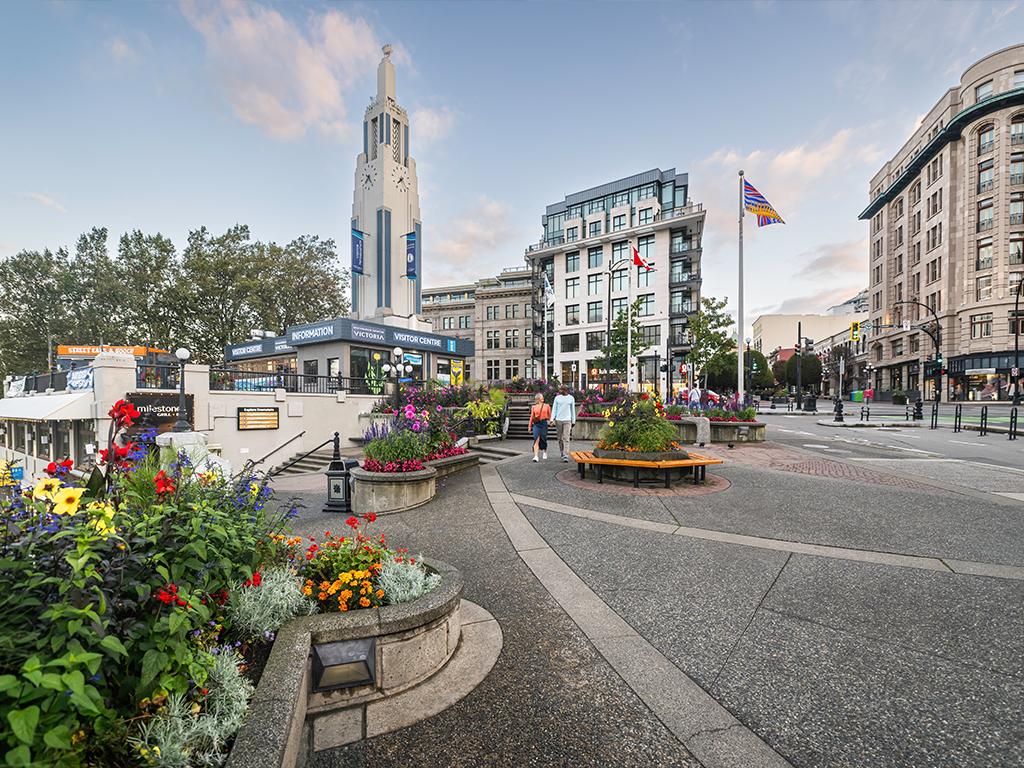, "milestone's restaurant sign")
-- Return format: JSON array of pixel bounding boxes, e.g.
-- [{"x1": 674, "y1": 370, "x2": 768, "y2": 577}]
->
[
  {"x1": 125, "y1": 392, "x2": 193, "y2": 434},
  {"x1": 237, "y1": 407, "x2": 280, "y2": 431}
]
